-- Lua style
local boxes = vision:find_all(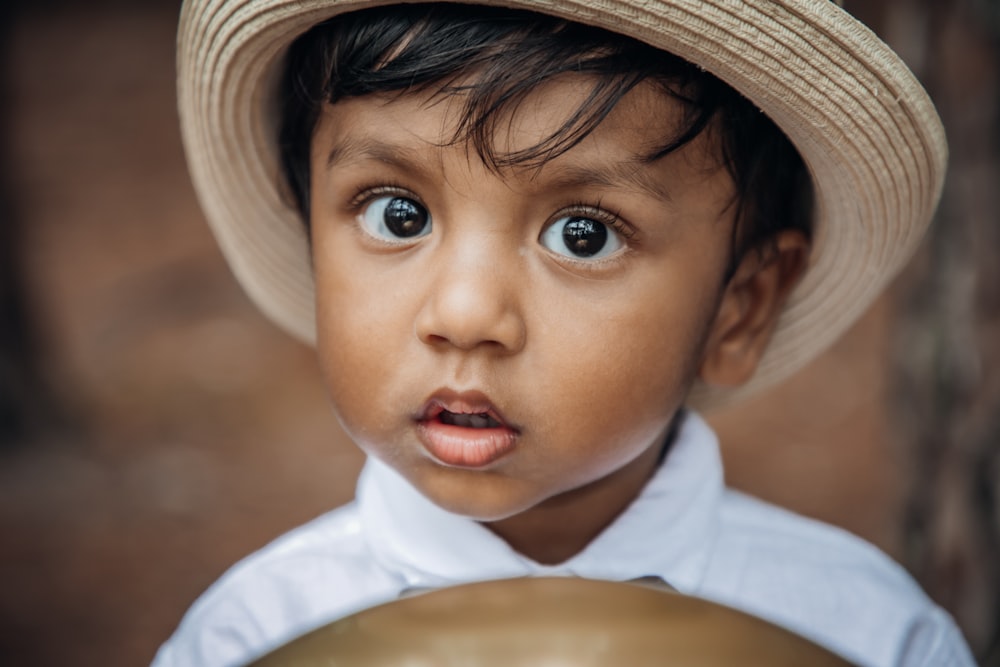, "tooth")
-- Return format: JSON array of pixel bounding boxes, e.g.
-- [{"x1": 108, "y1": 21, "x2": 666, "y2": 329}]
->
[{"x1": 439, "y1": 411, "x2": 497, "y2": 428}]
